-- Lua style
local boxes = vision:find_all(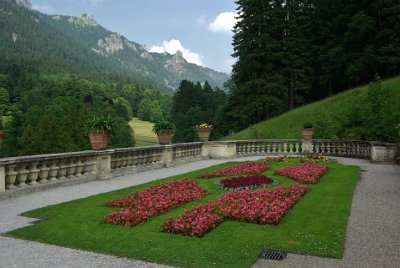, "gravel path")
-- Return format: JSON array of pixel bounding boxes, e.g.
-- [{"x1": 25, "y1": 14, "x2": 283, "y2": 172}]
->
[
  {"x1": 0, "y1": 157, "x2": 398, "y2": 268},
  {"x1": 253, "y1": 157, "x2": 400, "y2": 268}
]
